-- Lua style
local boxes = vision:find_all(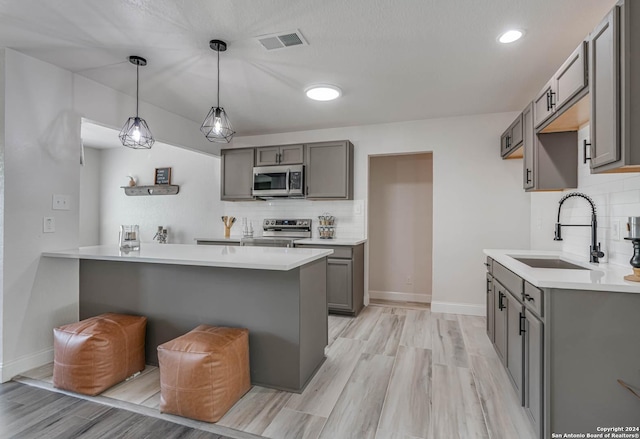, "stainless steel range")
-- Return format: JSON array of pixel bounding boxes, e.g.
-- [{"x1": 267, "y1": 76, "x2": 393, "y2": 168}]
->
[{"x1": 240, "y1": 218, "x2": 312, "y2": 248}]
